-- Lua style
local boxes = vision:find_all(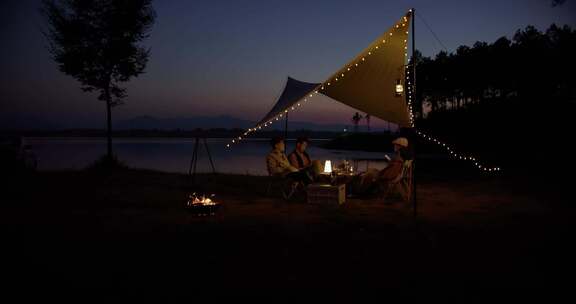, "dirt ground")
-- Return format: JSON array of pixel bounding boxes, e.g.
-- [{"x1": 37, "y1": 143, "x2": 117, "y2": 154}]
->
[{"x1": 2, "y1": 169, "x2": 574, "y2": 290}]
